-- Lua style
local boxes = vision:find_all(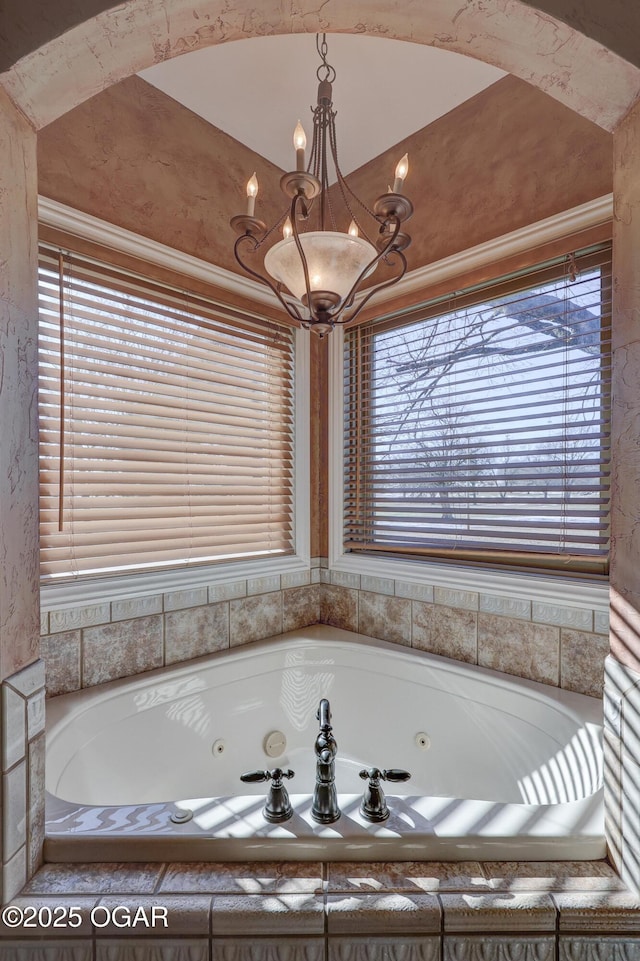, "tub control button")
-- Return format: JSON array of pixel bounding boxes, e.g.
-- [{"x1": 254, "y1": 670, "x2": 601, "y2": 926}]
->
[
  {"x1": 212, "y1": 739, "x2": 226, "y2": 756},
  {"x1": 170, "y1": 809, "x2": 193, "y2": 824},
  {"x1": 415, "y1": 732, "x2": 431, "y2": 750},
  {"x1": 264, "y1": 730, "x2": 287, "y2": 758}
]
